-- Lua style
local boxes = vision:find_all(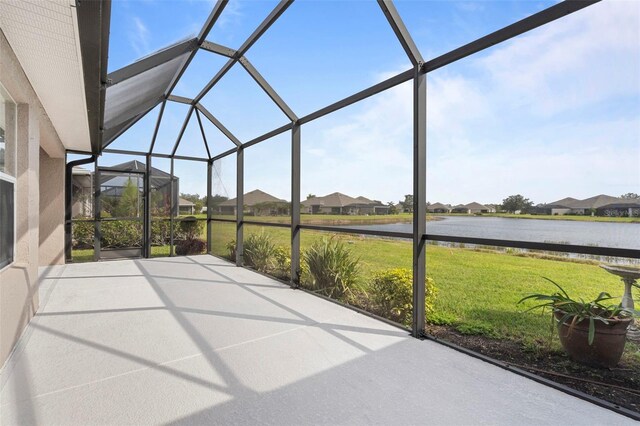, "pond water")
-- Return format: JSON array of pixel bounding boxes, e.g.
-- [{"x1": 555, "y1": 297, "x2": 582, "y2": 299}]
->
[{"x1": 338, "y1": 216, "x2": 640, "y2": 250}]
